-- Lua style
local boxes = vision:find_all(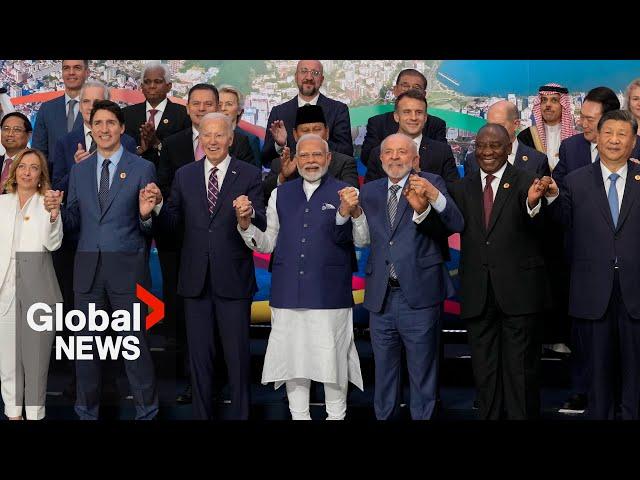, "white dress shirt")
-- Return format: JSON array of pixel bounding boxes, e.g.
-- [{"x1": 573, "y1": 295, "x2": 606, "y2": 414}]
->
[
  {"x1": 204, "y1": 154, "x2": 231, "y2": 191},
  {"x1": 508, "y1": 138, "x2": 519, "y2": 165},
  {"x1": 65, "y1": 93, "x2": 80, "y2": 121},
  {"x1": 192, "y1": 127, "x2": 200, "y2": 157},
  {"x1": 146, "y1": 98, "x2": 168, "y2": 129},
  {"x1": 479, "y1": 161, "x2": 543, "y2": 216},
  {"x1": 591, "y1": 142, "x2": 599, "y2": 163},
  {"x1": 83, "y1": 124, "x2": 93, "y2": 151},
  {"x1": 545, "y1": 123, "x2": 561, "y2": 168}
]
